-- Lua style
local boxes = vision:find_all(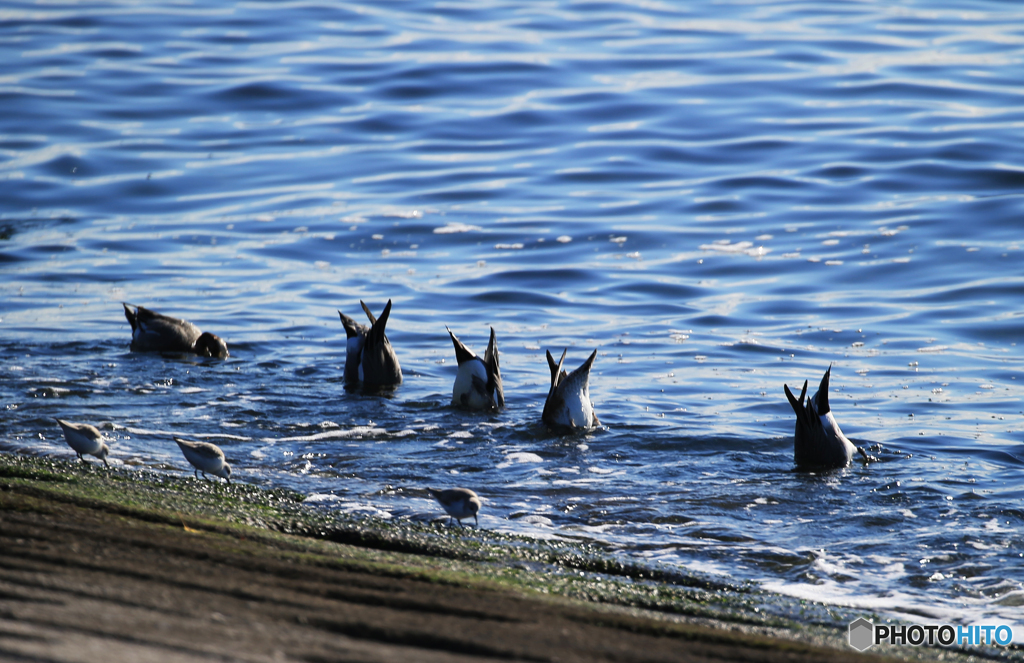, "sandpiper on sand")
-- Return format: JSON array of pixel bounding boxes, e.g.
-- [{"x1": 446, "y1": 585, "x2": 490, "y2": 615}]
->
[
  {"x1": 173, "y1": 436, "x2": 232, "y2": 484},
  {"x1": 55, "y1": 419, "x2": 110, "y2": 467},
  {"x1": 428, "y1": 487, "x2": 481, "y2": 527}
]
